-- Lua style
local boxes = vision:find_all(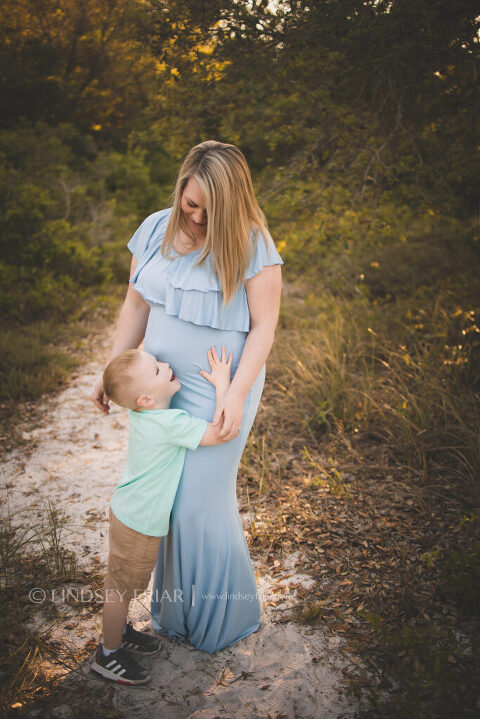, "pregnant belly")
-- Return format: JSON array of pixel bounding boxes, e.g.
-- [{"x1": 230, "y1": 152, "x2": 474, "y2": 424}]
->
[{"x1": 144, "y1": 305, "x2": 248, "y2": 420}]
